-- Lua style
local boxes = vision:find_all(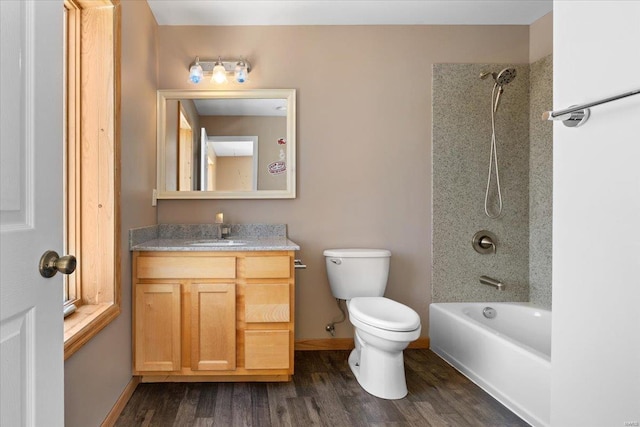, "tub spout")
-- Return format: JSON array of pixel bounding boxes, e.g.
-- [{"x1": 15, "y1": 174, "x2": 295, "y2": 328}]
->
[{"x1": 480, "y1": 275, "x2": 505, "y2": 291}]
